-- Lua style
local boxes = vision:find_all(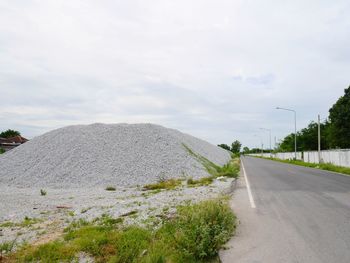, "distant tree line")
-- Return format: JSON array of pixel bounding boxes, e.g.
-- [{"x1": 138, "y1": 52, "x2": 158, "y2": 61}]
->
[
  {"x1": 218, "y1": 140, "x2": 242, "y2": 154},
  {"x1": 0, "y1": 129, "x2": 21, "y2": 138},
  {"x1": 278, "y1": 86, "x2": 350, "y2": 152}
]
